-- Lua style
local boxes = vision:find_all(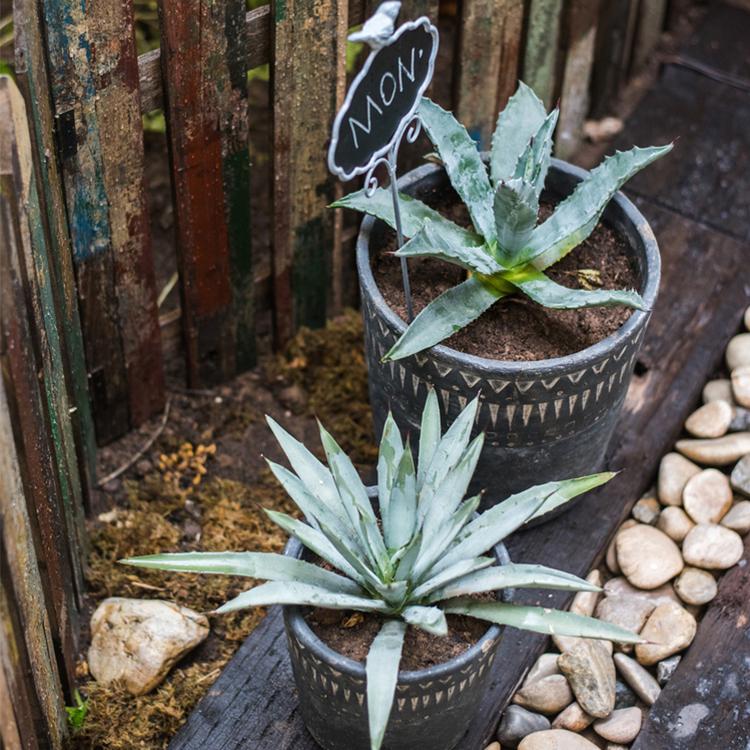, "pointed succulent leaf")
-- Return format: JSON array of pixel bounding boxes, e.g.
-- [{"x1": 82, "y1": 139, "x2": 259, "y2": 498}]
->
[
  {"x1": 490, "y1": 81, "x2": 547, "y2": 186},
  {"x1": 265, "y1": 509, "x2": 367, "y2": 586},
  {"x1": 526, "y1": 472, "x2": 615, "y2": 521},
  {"x1": 401, "y1": 605, "x2": 449, "y2": 636},
  {"x1": 493, "y1": 178, "x2": 539, "y2": 267},
  {"x1": 385, "y1": 446, "x2": 417, "y2": 551},
  {"x1": 394, "y1": 222, "x2": 503, "y2": 276},
  {"x1": 366, "y1": 620, "x2": 407, "y2": 750},
  {"x1": 394, "y1": 532, "x2": 422, "y2": 580},
  {"x1": 266, "y1": 417, "x2": 343, "y2": 515},
  {"x1": 411, "y1": 556, "x2": 495, "y2": 600},
  {"x1": 524, "y1": 144, "x2": 673, "y2": 269},
  {"x1": 417, "y1": 389, "x2": 441, "y2": 491},
  {"x1": 332, "y1": 187, "x2": 483, "y2": 247},
  {"x1": 384, "y1": 275, "x2": 509, "y2": 362},
  {"x1": 510, "y1": 267, "x2": 647, "y2": 310},
  {"x1": 418, "y1": 97, "x2": 496, "y2": 241},
  {"x1": 413, "y1": 495, "x2": 481, "y2": 581},
  {"x1": 377, "y1": 412, "x2": 404, "y2": 540},
  {"x1": 216, "y1": 581, "x2": 390, "y2": 615},
  {"x1": 316, "y1": 518, "x2": 385, "y2": 591},
  {"x1": 426, "y1": 563, "x2": 601, "y2": 603},
  {"x1": 442, "y1": 600, "x2": 644, "y2": 643},
  {"x1": 513, "y1": 108, "x2": 559, "y2": 201},
  {"x1": 120, "y1": 551, "x2": 364, "y2": 595}
]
